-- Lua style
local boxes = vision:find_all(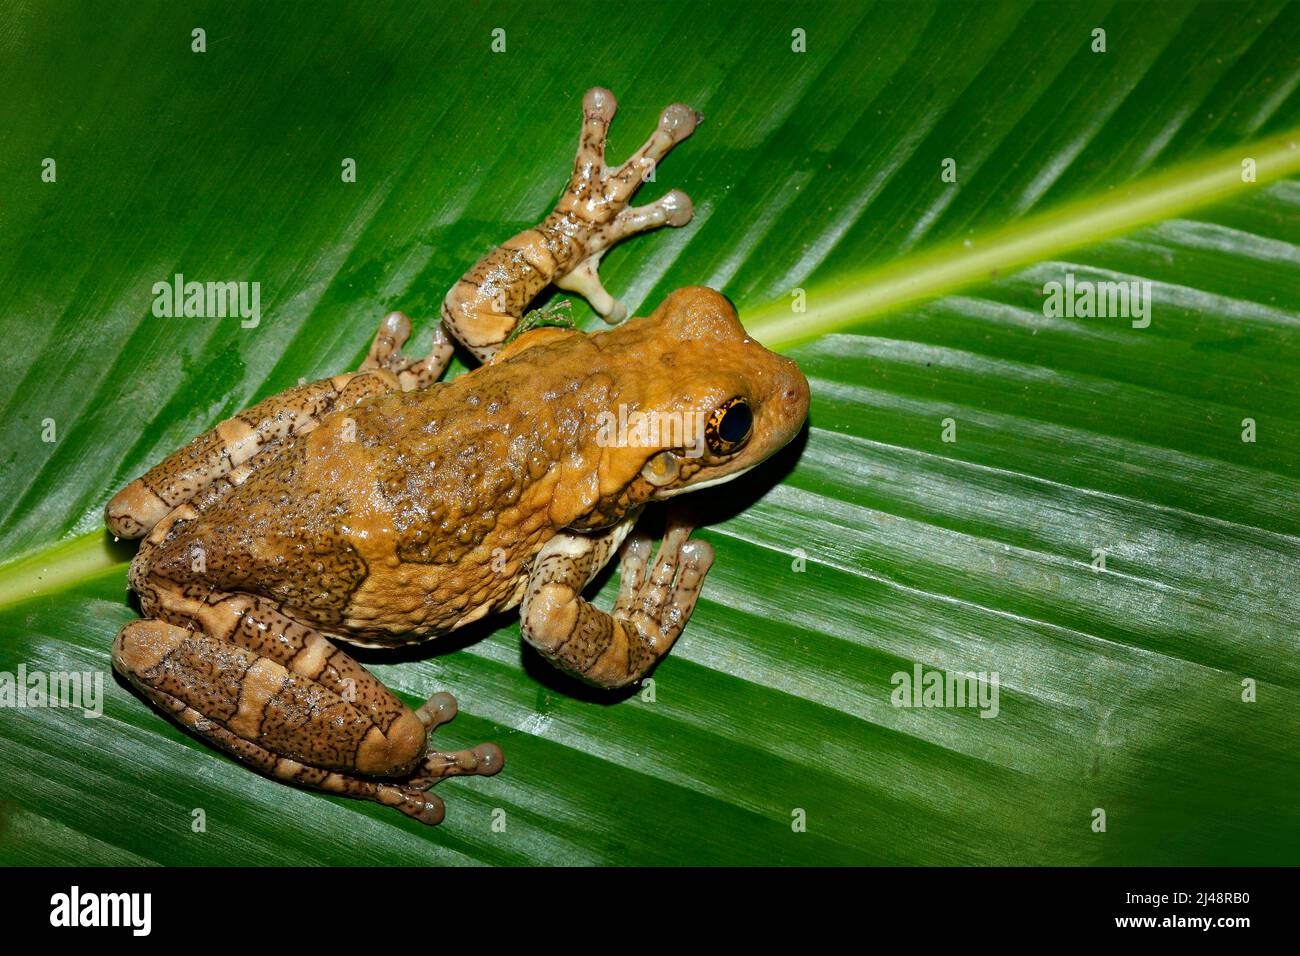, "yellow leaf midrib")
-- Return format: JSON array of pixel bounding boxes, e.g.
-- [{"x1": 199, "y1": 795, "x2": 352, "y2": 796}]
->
[
  {"x1": 748, "y1": 127, "x2": 1300, "y2": 349},
  {"x1": 2, "y1": 127, "x2": 1298, "y2": 611}
]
